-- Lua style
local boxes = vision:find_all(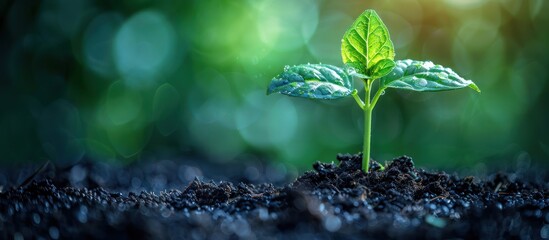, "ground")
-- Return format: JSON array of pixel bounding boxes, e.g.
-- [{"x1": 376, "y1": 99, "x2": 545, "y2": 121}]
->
[{"x1": 1, "y1": 154, "x2": 548, "y2": 239}]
